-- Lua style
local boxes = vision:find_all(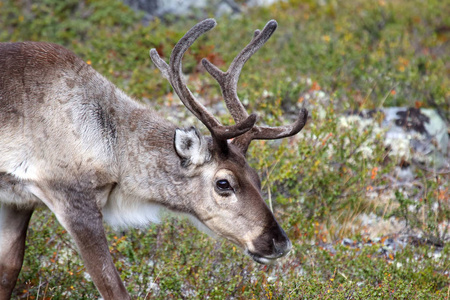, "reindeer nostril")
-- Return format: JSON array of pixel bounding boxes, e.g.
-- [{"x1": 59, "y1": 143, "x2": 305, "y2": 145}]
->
[
  {"x1": 273, "y1": 239, "x2": 282, "y2": 255},
  {"x1": 273, "y1": 238, "x2": 292, "y2": 257}
]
